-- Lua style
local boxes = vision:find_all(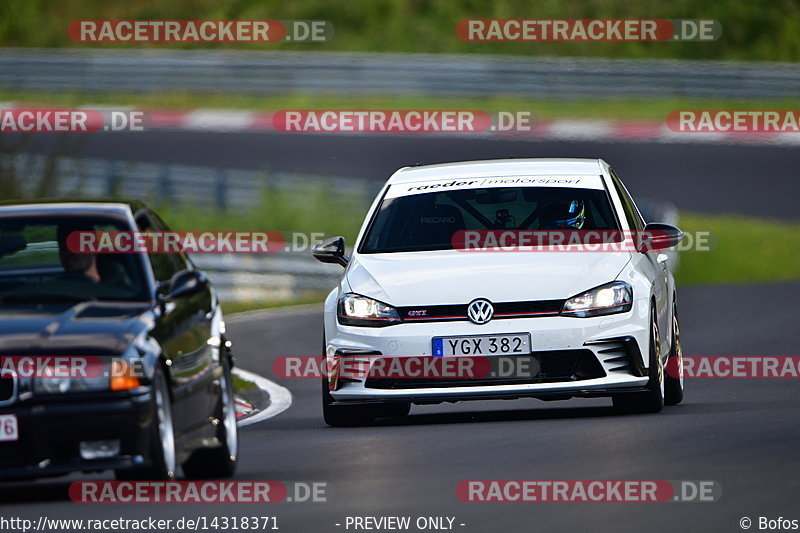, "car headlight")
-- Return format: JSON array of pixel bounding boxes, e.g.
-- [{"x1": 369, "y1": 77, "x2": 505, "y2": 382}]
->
[
  {"x1": 337, "y1": 293, "x2": 402, "y2": 327},
  {"x1": 561, "y1": 281, "x2": 633, "y2": 318},
  {"x1": 32, "y1": 365, "x2": 109, "y2": 394},
  {"x1": 32, "y1": 351, "x2": 142, "y2": 394}
]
